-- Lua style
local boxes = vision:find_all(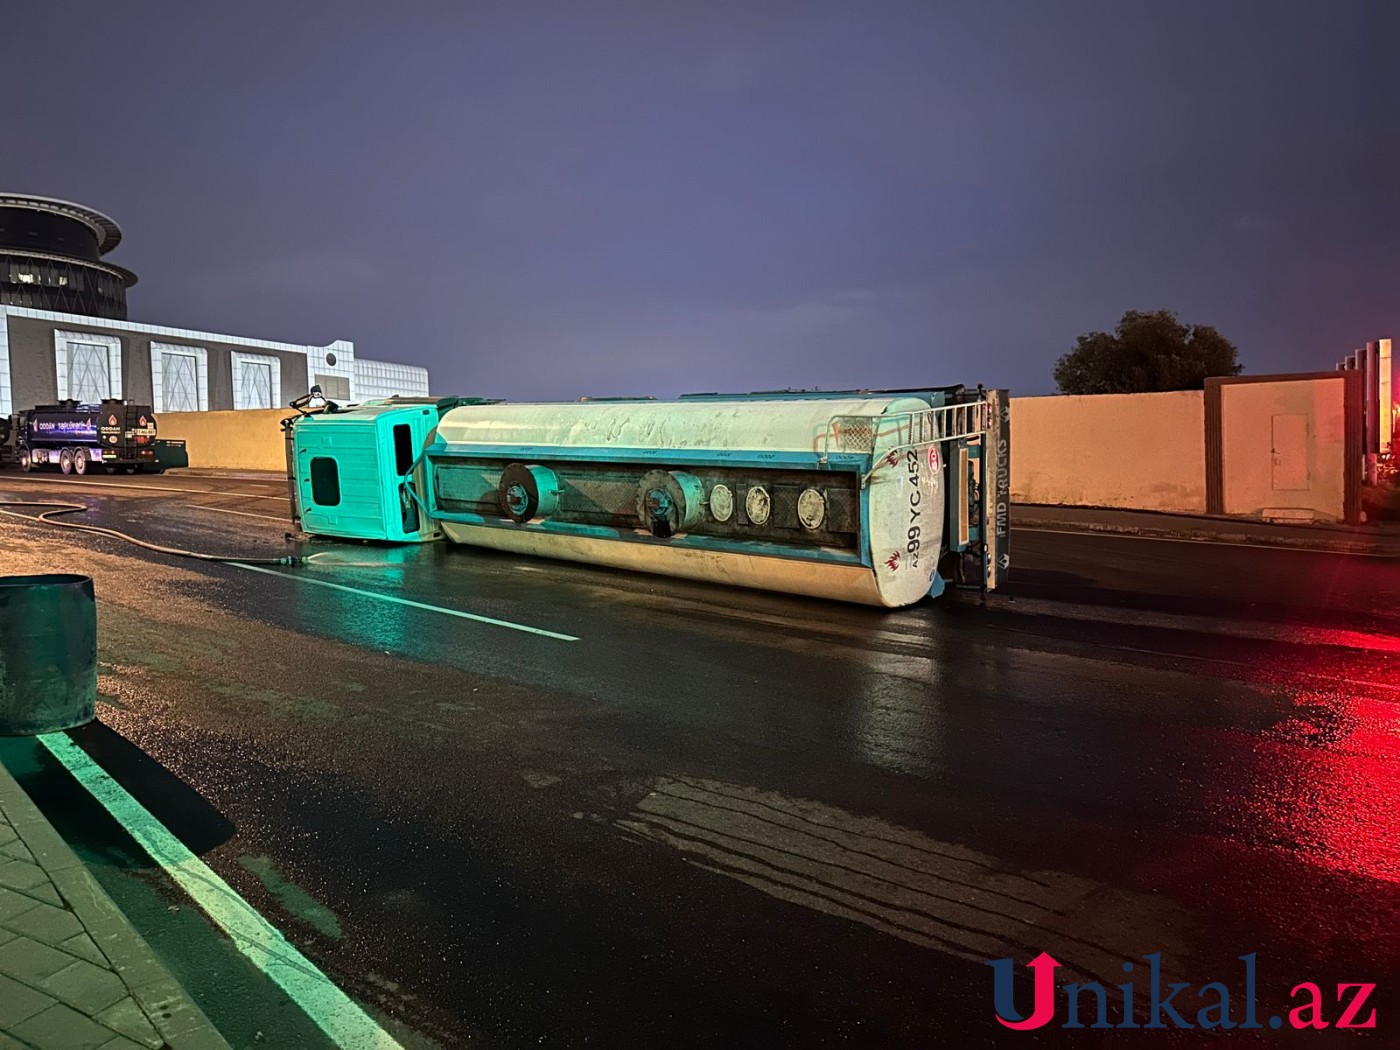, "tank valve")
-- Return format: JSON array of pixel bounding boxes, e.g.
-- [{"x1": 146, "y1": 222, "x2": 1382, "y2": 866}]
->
[
  {"x1": 499, "y1": 463, "x2": 560, "y2": 523},
  {"x1": 637, "y1": 470, "x2": 705, "y2": 537}
]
